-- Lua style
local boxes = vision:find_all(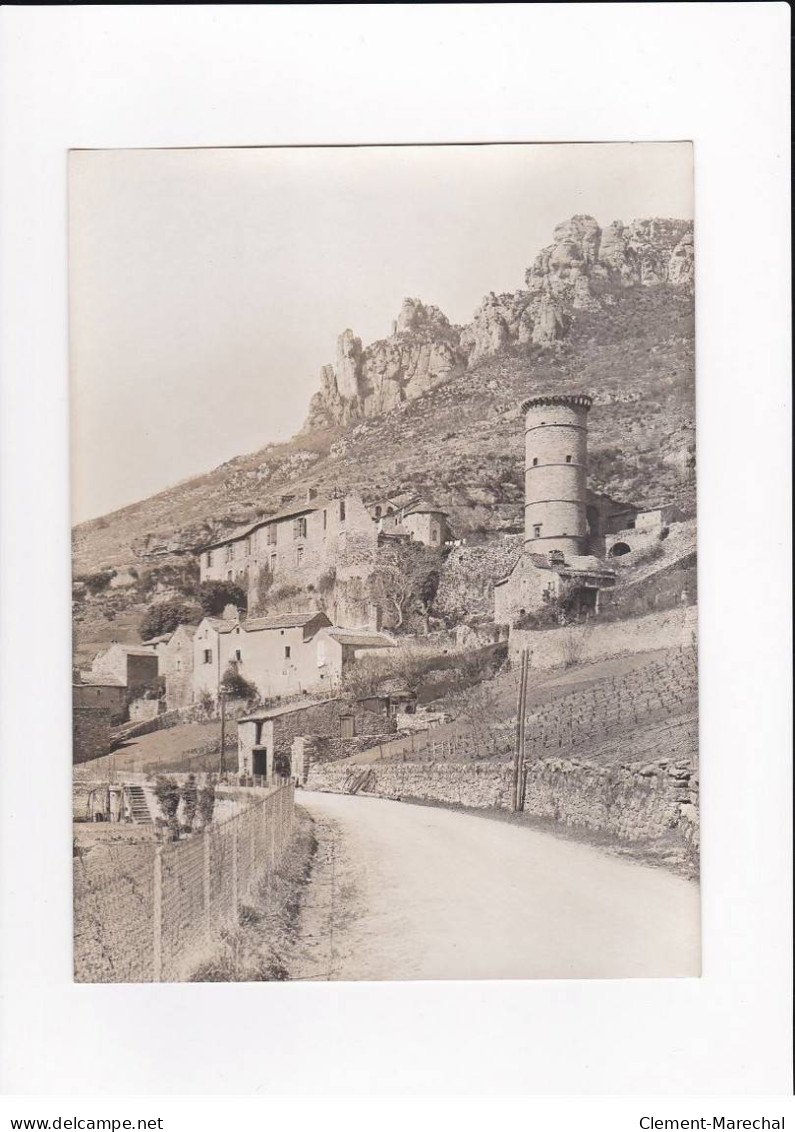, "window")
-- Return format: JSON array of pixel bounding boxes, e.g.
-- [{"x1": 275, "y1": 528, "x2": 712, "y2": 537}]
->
[
  {"x1": 176, "y1": 658, "x2": 182, "y2": 672},
  {"x1": 374, "y1": 505, "x2": 382, "y2": 519},
  {"x1": 203, "y1": 649, "x2": 212, "y2": 664},
  {"x1": 323, "y1": 509, "x2": 327, "y2": 530},
  {"x1": 533, "y1": 524, "x2": 542, "y2": 538},
  {"x1": 227, "y1": 571, "x2": 233, "y2": 581},
  {"x1": 235, "y1": 649, "x2": 242, "y2": 662},
  {"x1": 294, "y1": 517, "x2": 307, "y2": 539},
  {"x1": 532, "y1": 457, "x2": 539, "y2": 466},
  {"x1": 339, "y1": 500, "x2": 346, "y2": 522},
  {"x1": 431, "y1": 528, "x2": 439, "y2": 543},
  {"x1": 270, "y1": 553, "x2": 277, "y2": 572},
  {"x1": 267, "y1": 525, "x2": 277, "y2": 546},
  {"x1": 206, "y1": 551, "x2": 214, "y2": 567},
  {"x1": 296, "y1": 546, "x2": 304, "y2": 567},
  {"x1": 565, "y1": 455, "x2": 572, "y2": 464},
  {"x1": 225, "y1": 545, "x2": 233, "y2": 562},
  {"x1": 284, "y1": 645, "x2": 291, "y2": 659}
]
